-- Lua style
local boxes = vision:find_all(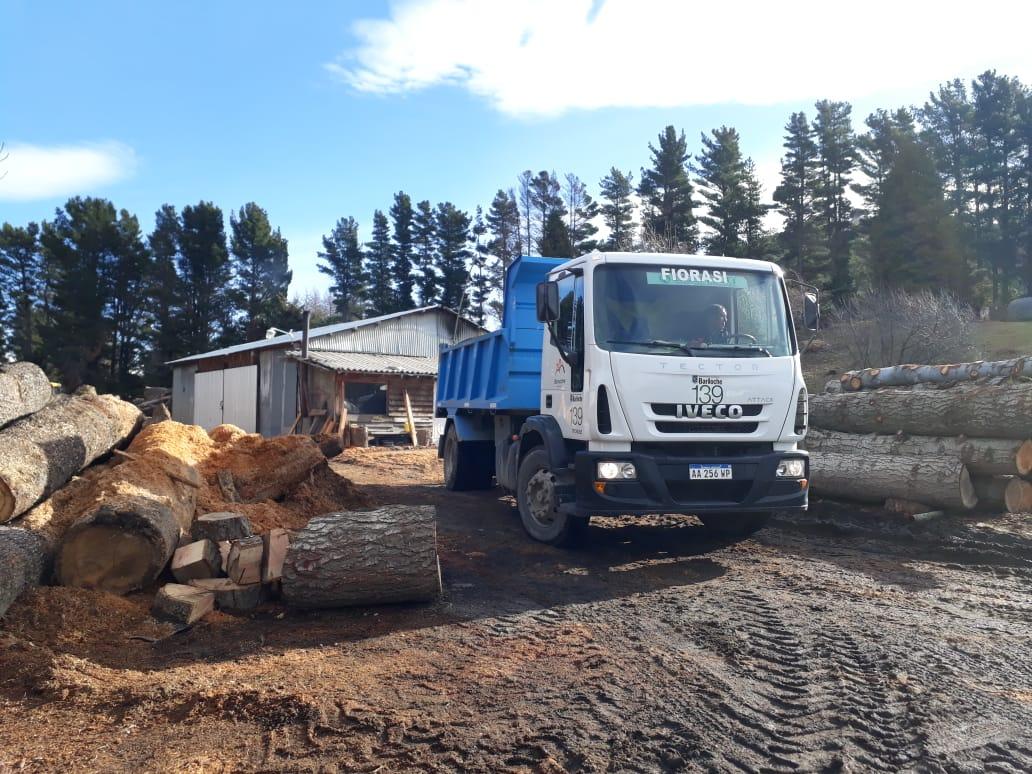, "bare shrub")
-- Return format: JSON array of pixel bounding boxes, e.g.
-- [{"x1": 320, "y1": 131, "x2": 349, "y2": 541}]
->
[{"x1": 832, "y1": 288, "x2": 978, "y2": 368}]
